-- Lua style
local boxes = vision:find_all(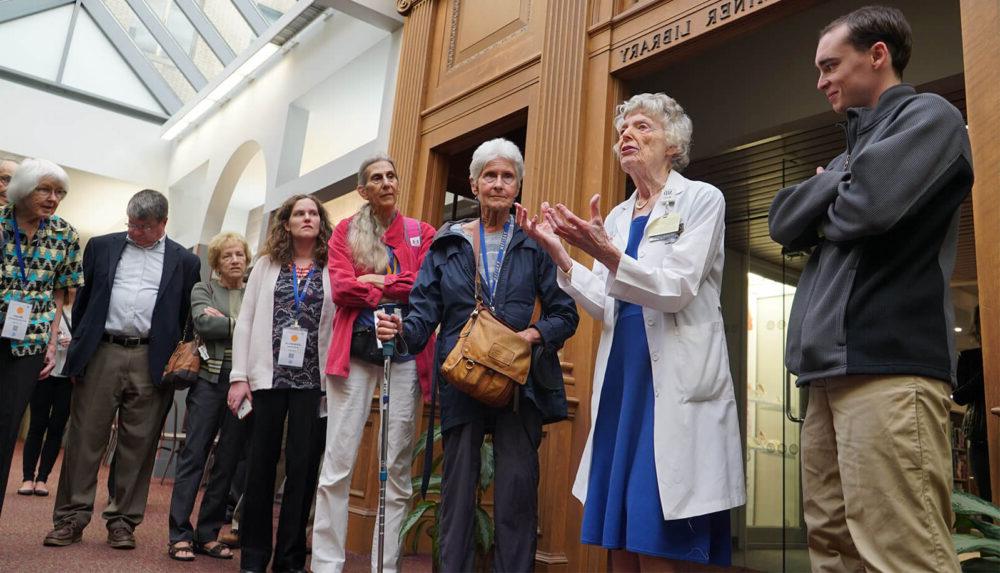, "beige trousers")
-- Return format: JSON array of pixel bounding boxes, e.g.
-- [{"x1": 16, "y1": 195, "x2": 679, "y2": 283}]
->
[
  {"x1": 801, "y1": 374, "x2": 960, "y2": 573},
  {"x1": 311, "y1": 359, "x2": 420, "y2": 573}
]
